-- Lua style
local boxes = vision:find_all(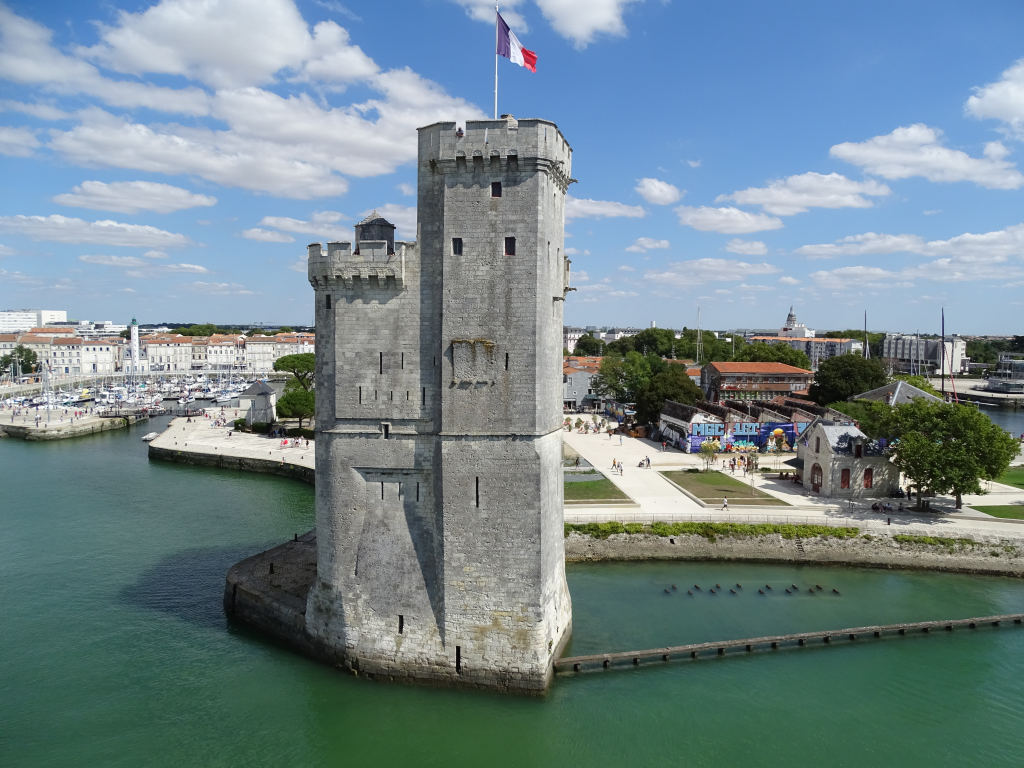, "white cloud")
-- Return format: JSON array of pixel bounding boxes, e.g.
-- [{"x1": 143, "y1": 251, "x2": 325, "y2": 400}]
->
[
  {"x1": 0, "y1": 125, "x2": 39, "y2": 157},
  {"x1": 644, "y1": 258, "x2": 781, "y2": 287},
  {"x1": 724, "y1": 238, "x2": 767, "y2": 256},
  {"x1": 923, "y1": 209, "x2": 940, "y2": 215},
  {"x1": 573, "y1": 270, "x2": 589, "y2": 281},
  {"x1": 451, "y1": 0, "x2": 528, "y2": 30},
  {"x1": 143, "y1": 250, "x2": 168, "y2": 259},
  {"x1": 965, "y1": 58, "x2": 1024, "y2": 139},
  {"x1": 795, "y1": 224, "x2": 1024, "y2": 262},
  {"x1": 675, "y1": 206, "x2": 784, "y2": 234},
  {"x1": 778, "y1": 276, "x2": 801, "y2": 285},
  {"x1": 625, "y1": 237, "x2": 669, "y2": 253},
  {"x1": 79, "y1": 253, "x2": 210, "y2": 273},
  {"x1": 0, "y1": 4, "x2": 211, "y2": 115},
  {"x1": 635, "y1": 178, "x2": 682, "y2": 205},
  {"x1": 3, "y1": 3, "x2": 486, "y2": 199},
  {"x1": 0, "y1": 244, "x2": 14, "y2": 256},
  {"x1": 312, "y1": 1, "x2": 362, "y2": 22},
  {"x1": 687, "y1": 160, "x2": 701, "y2": 168},
  {"x1": 360, "y1": 204, "x2": 417, "y2": 239},
  {"x1": 736, "y1": 283, "x2": 773, "y2": 291},
  {"x1": 0, "y1": 214, "x2": 192, "y2": 247},
  {"x1": 187, "y1": 281, "x2": 254, "y2": 295},
  {"x1": 534, "y1": 0, "x2": 642, "y2": 48},
  {"x1": 618, "y1": 265, "x2": 635, "y2": 271},
  {"x1": 717, "y1": 172, "x2": 890, "y2": 216},
  {"x1": 830, "y1": 124, "x2": 1024, "y2": 189},
  {"x1": 52, "y1": 180, "x2": 217, "y2": 214},
  {"x1": 119, "y1": 287, "x2": 136, "y2": 293},
  {"x1": 564, "y1": 247, "x2": 579, "y2": 255},
  {"x1": 0, "y1": 100, "x2": 71, "y2": 120},
  {"x1": 242, "y1": 228, "x2": 296, "y2": 243},
  {"x1": 809, "y1": 265, "x2": 906, "y2": 290},
  {"x1": 607, "y1": 290, "x2": 639, "y2": 297},
  {"x1": 795, "y1": 232, "x2": 926, "y2": 259},
  {"x1": 397, "y1": 182, "x2": 415, "y2": 196},
  {"x1": 566, "y1": 195, "x2": 645, "y2": 220},
  {"x1": 257, "y1": 211, "x2": 352, "y2": 241},
  {"x1": 715, "y1": 289, "x2": 731, "y2": 294}
]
